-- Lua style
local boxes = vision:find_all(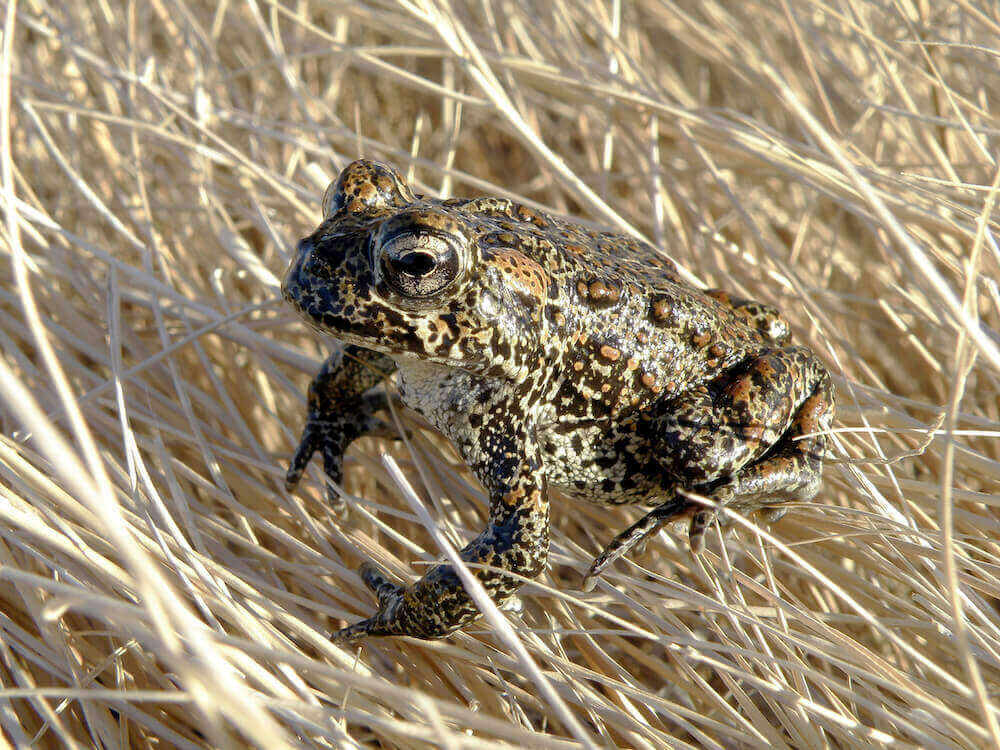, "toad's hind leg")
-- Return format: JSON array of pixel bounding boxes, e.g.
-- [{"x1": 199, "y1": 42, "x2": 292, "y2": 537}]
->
[
  {"x1": 686, "y1": 367, "x2": 833, "y2": 550},
  {"x1": 585, "y1": 348, "x2": 833, "y2": 585}
]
